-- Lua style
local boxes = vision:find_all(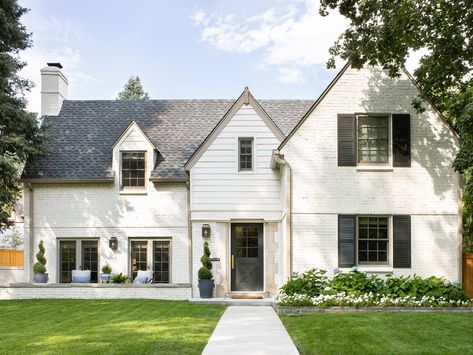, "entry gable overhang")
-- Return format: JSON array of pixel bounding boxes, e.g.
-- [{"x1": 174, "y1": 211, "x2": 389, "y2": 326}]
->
[{"x1": 185, "y1": 87, "x2": 285, "y2": 171}]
